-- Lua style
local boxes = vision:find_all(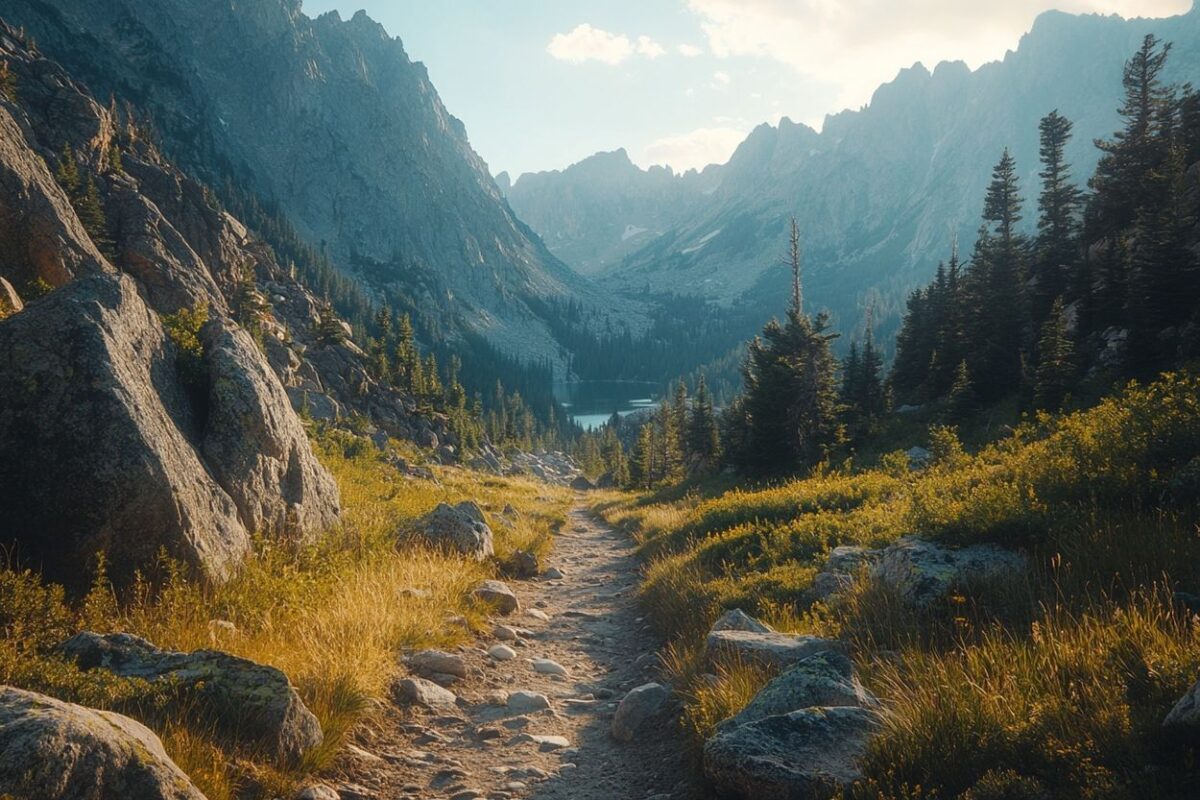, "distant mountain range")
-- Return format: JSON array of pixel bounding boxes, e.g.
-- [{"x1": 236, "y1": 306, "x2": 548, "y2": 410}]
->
[
  {"x1": 506, "y1": 5, "x2": 1200, "y2": 348},
  {"x1": 6, "y1": 0, "x2": 629, "y2": 369}
]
